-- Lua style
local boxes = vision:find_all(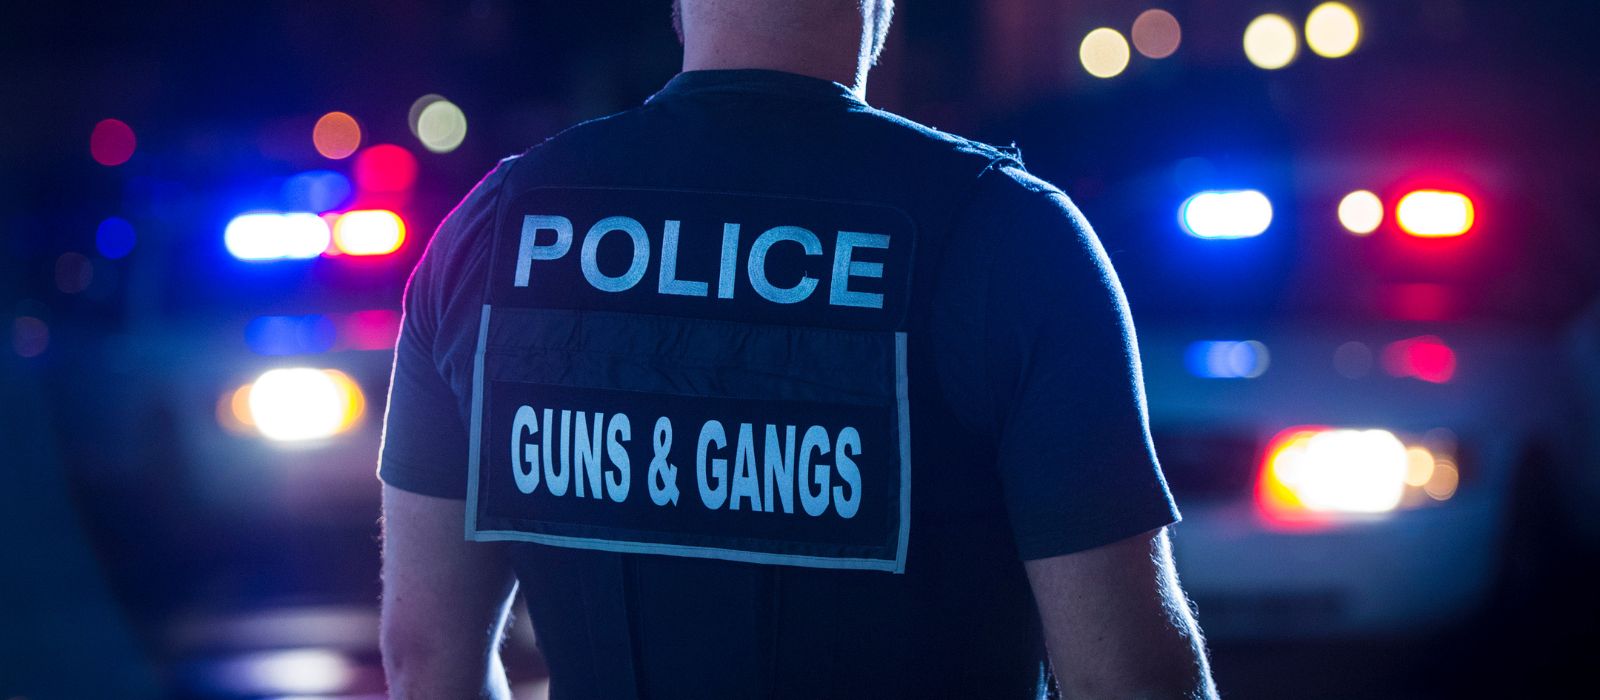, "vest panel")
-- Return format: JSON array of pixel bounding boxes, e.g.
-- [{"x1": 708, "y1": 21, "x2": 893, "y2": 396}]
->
[{"x1": 470, "y1": 89, "x2": 1046, "y2": 699}]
